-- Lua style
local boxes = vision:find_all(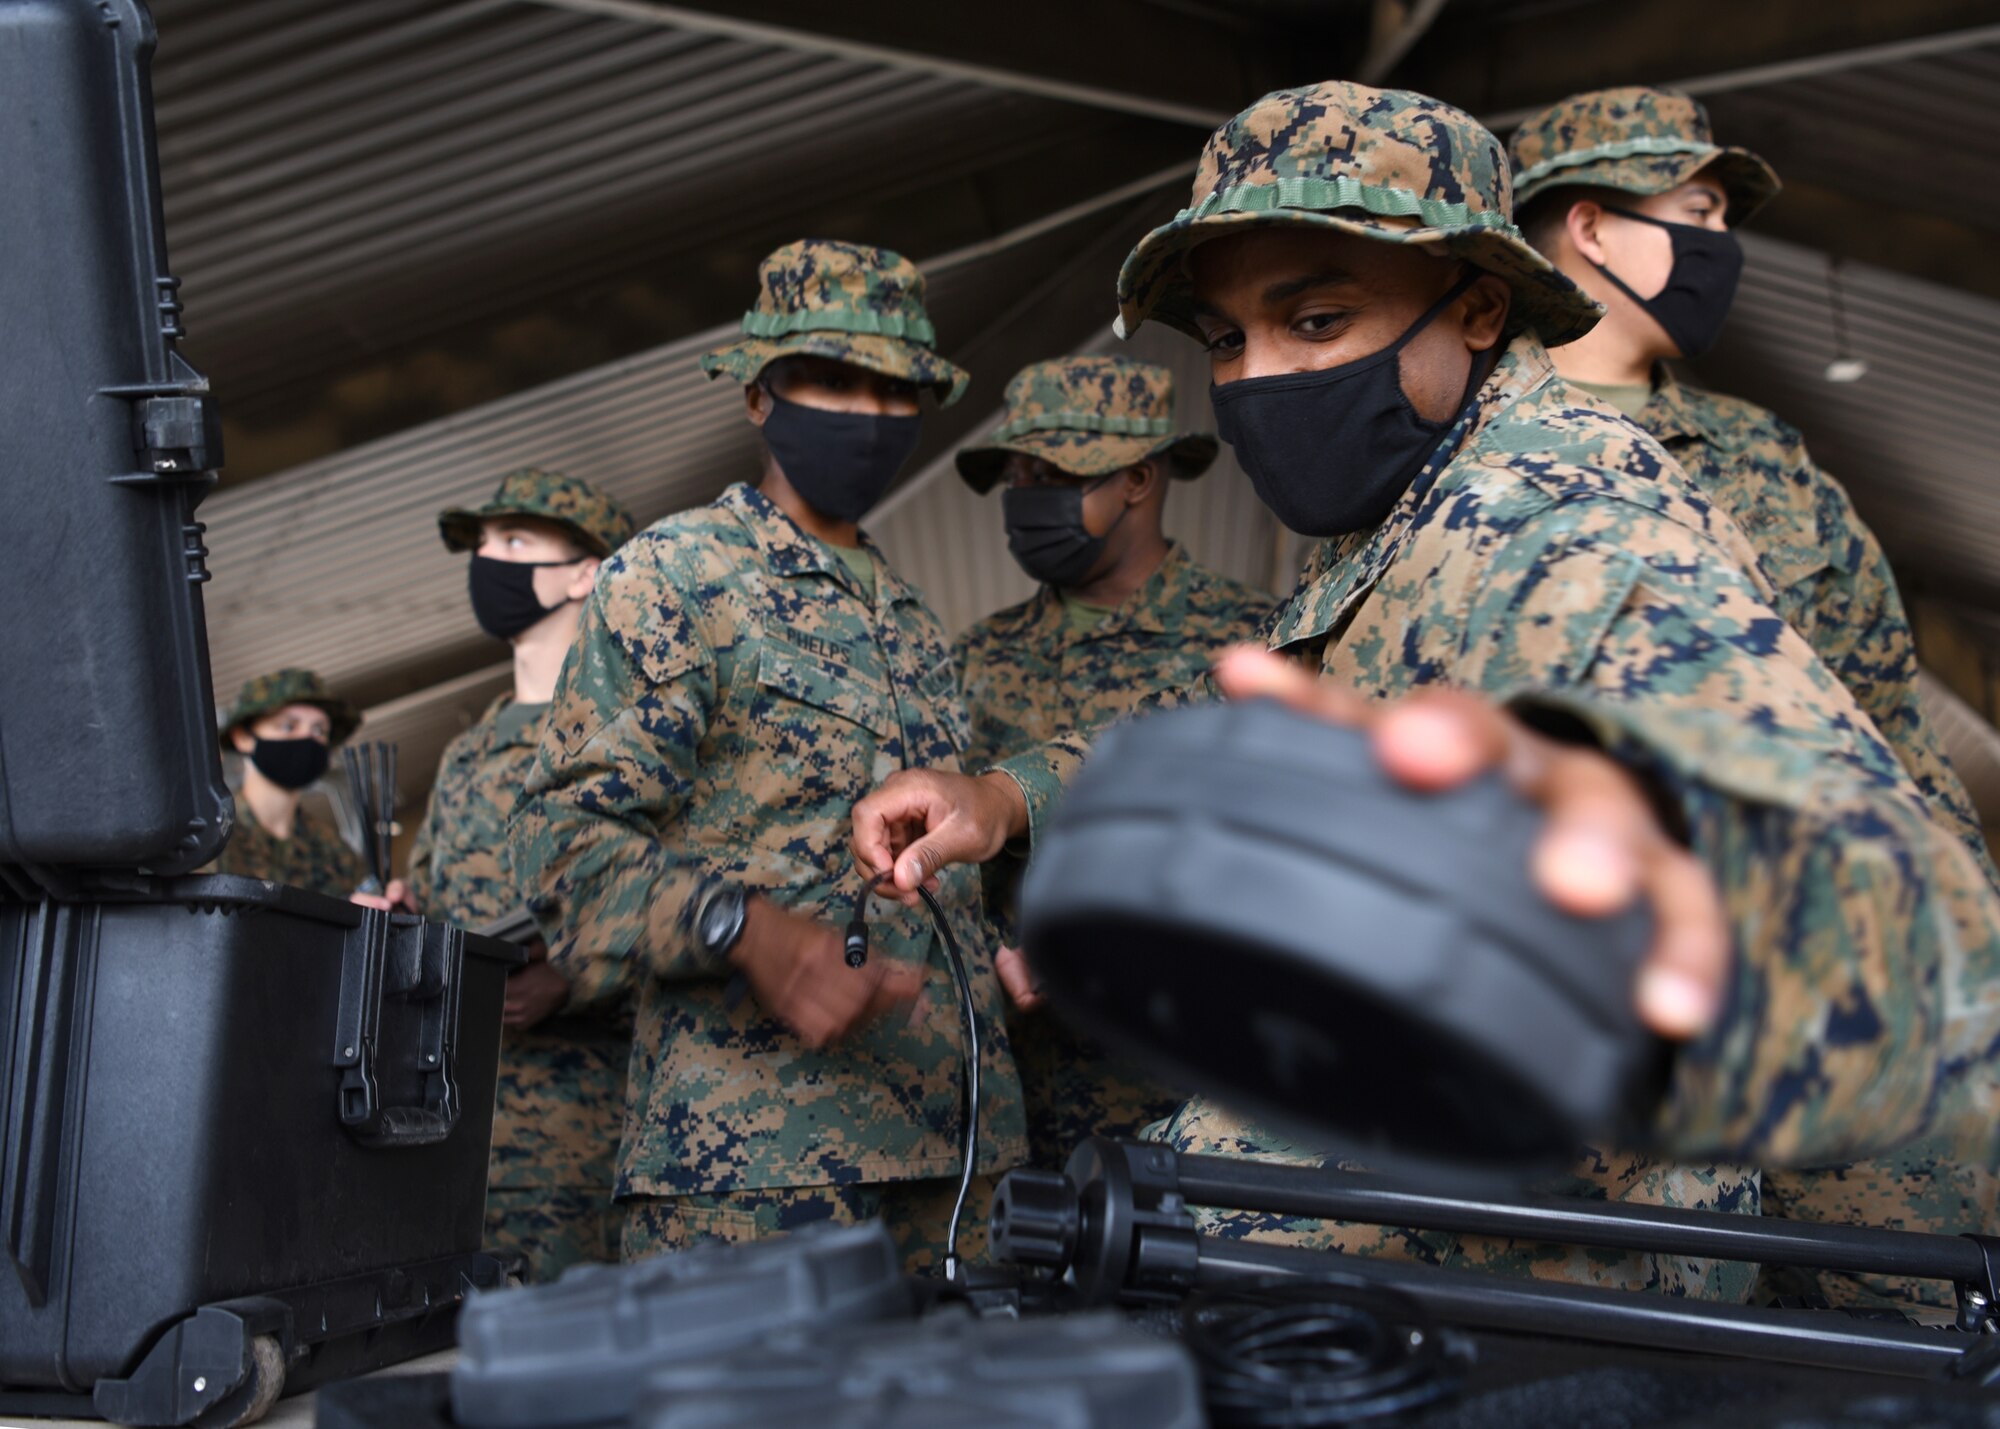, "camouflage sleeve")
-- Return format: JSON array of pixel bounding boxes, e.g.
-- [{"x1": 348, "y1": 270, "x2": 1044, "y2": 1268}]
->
[
  {"x1": 1801, "y1": 453, "x2": 1990, "y2": 869},
  {"x1": 991, "y1": 669, "x2": 1221, "y2": 836},
  {"x1": 508, "y1": 557, "x2": 721, "y2": 1009},
  {"x1": 403, "y1": 788, "x2": 437, "y2": 917},
  {"x1": 1473, "y1": 506, "x2": 2000, "y2": 1172}
]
